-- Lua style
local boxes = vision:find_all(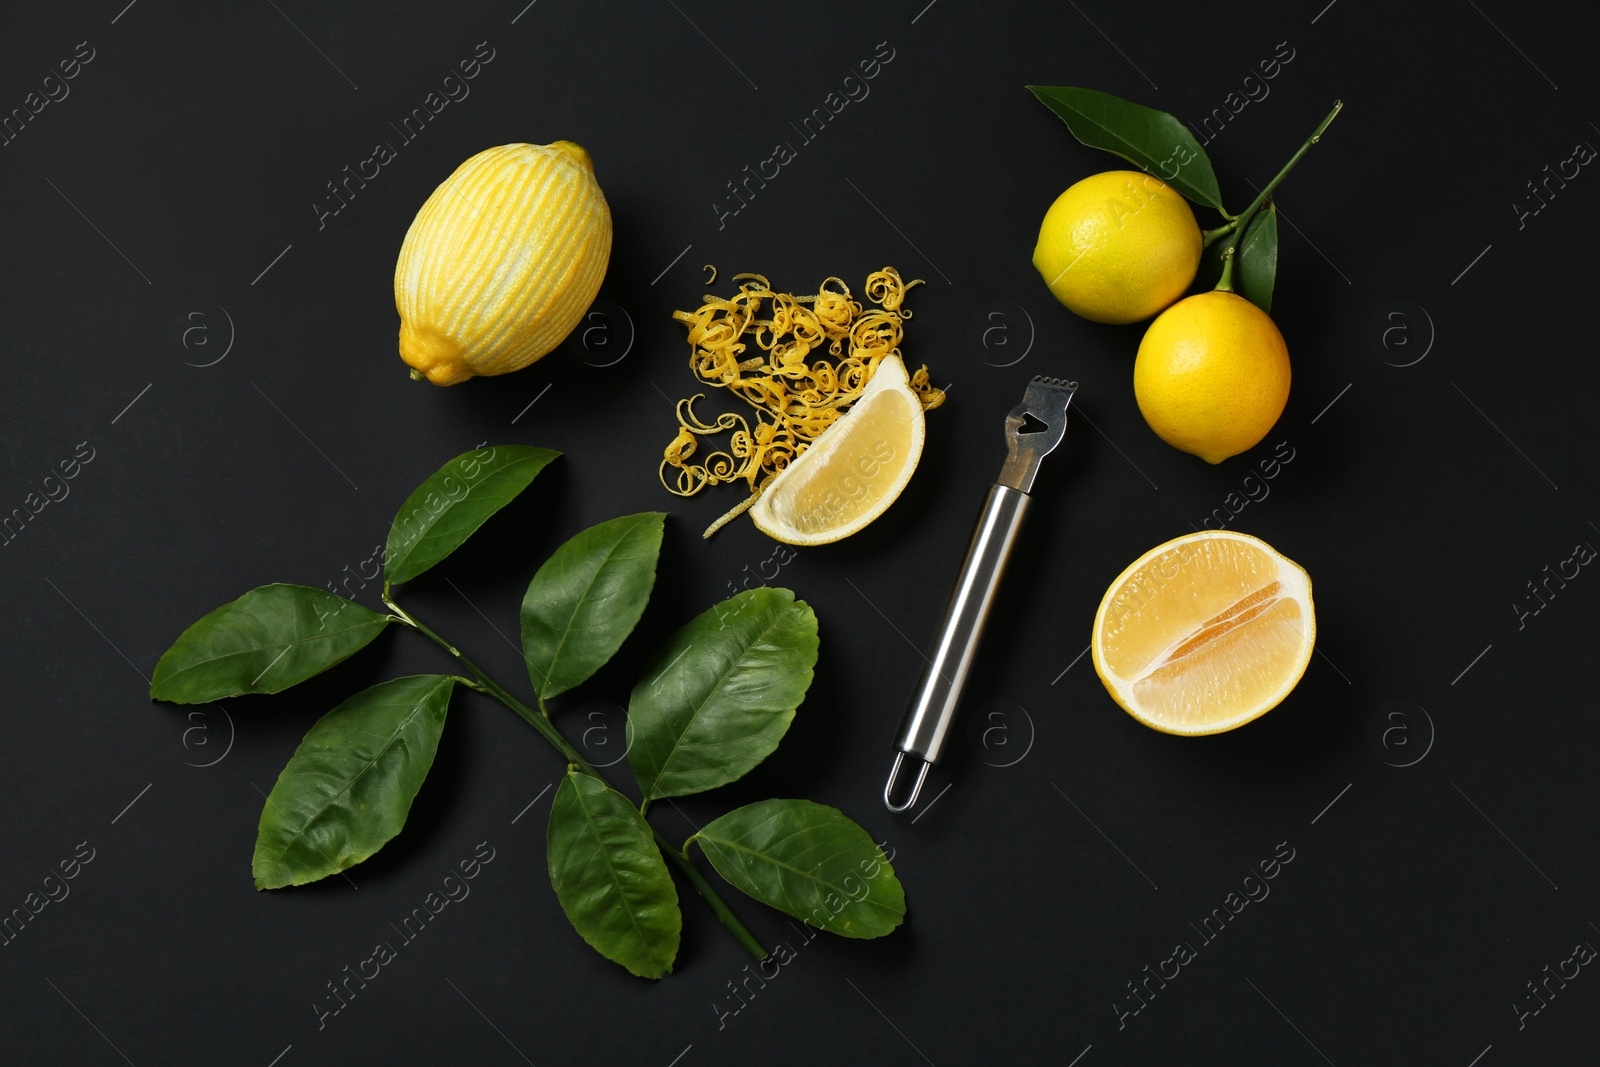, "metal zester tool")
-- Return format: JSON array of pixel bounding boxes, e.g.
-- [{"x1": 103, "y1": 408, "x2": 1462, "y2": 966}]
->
[{"x1": 883, "y1": 375, "x2": 1078, "y2": 813}]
